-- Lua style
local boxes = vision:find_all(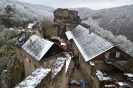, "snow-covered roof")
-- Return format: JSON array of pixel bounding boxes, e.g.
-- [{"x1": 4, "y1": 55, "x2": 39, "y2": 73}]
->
[
  {"x1": 15, "y1": 68, "x2": 51, "y2": 88},
  {"x1": 64, "y1": 52, "x2": 71, "y2": 72},
  {"x1": 65, "y1": 31, "x2": 73, "y2": 40},
  {"x1": 52, "y1": 52, "x2": 71, "y2": 78},
  {"x1": 22, "y1": 35, "x2": 54, "y2": 61},
  {"x1": 9, "y1": 28, "x2": 15, "y2": 30},
  {"x1": 52, "y1": 57, "x2": 66, "y2": 78},
  {"x1": 89, "y1": 62, "x2": 95, "y2": 66},
  {"x1": 61, "y1": 42, "x2": 66, "y2": 45},
  {"x1": 66, "y1": 25, "x2": 114, "y2": 62},
  {"x1": 96, "y1": 70, "x2": 111, "y2": 81},
  {"x1": 124, "y1": 73, "x2": 133, "y2": 77},
  {"x1": 105, "y1": 85, "x2": 115, "y2": 87},
  {"x1": 117, "y1": 82, "x2": 128, "y2": 86},
  {"x1": 27, "y1": 23, "x2": 34, "y2": 29},
  {"x1": 71, "y1": 25, "x2": 89, "y2": 38}
]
